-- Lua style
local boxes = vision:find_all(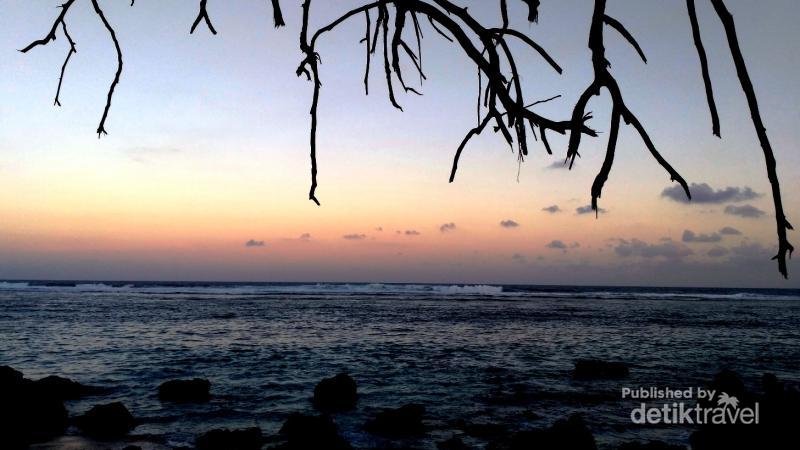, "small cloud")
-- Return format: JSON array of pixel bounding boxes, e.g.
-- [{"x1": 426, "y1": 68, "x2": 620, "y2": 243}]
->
[
  {"x1": 719, "y1": 226, "x2": 742, "y2": 235},
  {"x1": 570, "y1": 242, "x2": 581, "y2": 248},
  {"x1": 724, "y1": 204, "x2": 765, "y2": 218},
  {"x1": 682, "y1": 229, "x2": 722, "y2": 243},
  {"x1": 576, "y1": 205, "x2": 606, "y2": 215},
  {"x1": 512, "y1": 253, "x2": 527, "y2": 264},
  {"x1": 546, "y1": 240, "x2": 568, "y2": 251},
  {"x1": 542, "y1": 205, "x2": 561, "y2": 214},
  {"x1": 245, "y1": 239, "x2": 265, "y2": 247},
  {"x1": 375, "y1": 227, "x2": 383, "y2": 231},
  {"x1": 439, "y1": 222, "x2": 457, "y2": 233},
  {"x1": 614, "y1": 238, "x2": 693, "y2": 260},
  {"x1": 343, "y1": 234, "x2": 367, "y2": 240},
  {"x1": 500, "y1": 219, "x2": 520, "y2": 228},
  {"x1": 661, "y1": 182, "x2": 761, "y2": 204},
  {"x1": 299, "y1": 233, "x2": 312, "y2": 241},
  {"x1": 708, "y1": 246, "x2": 729, "y2": 258},
  {"x1": 404, "y1": 230, "x2": 421, "y2": 236}
]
